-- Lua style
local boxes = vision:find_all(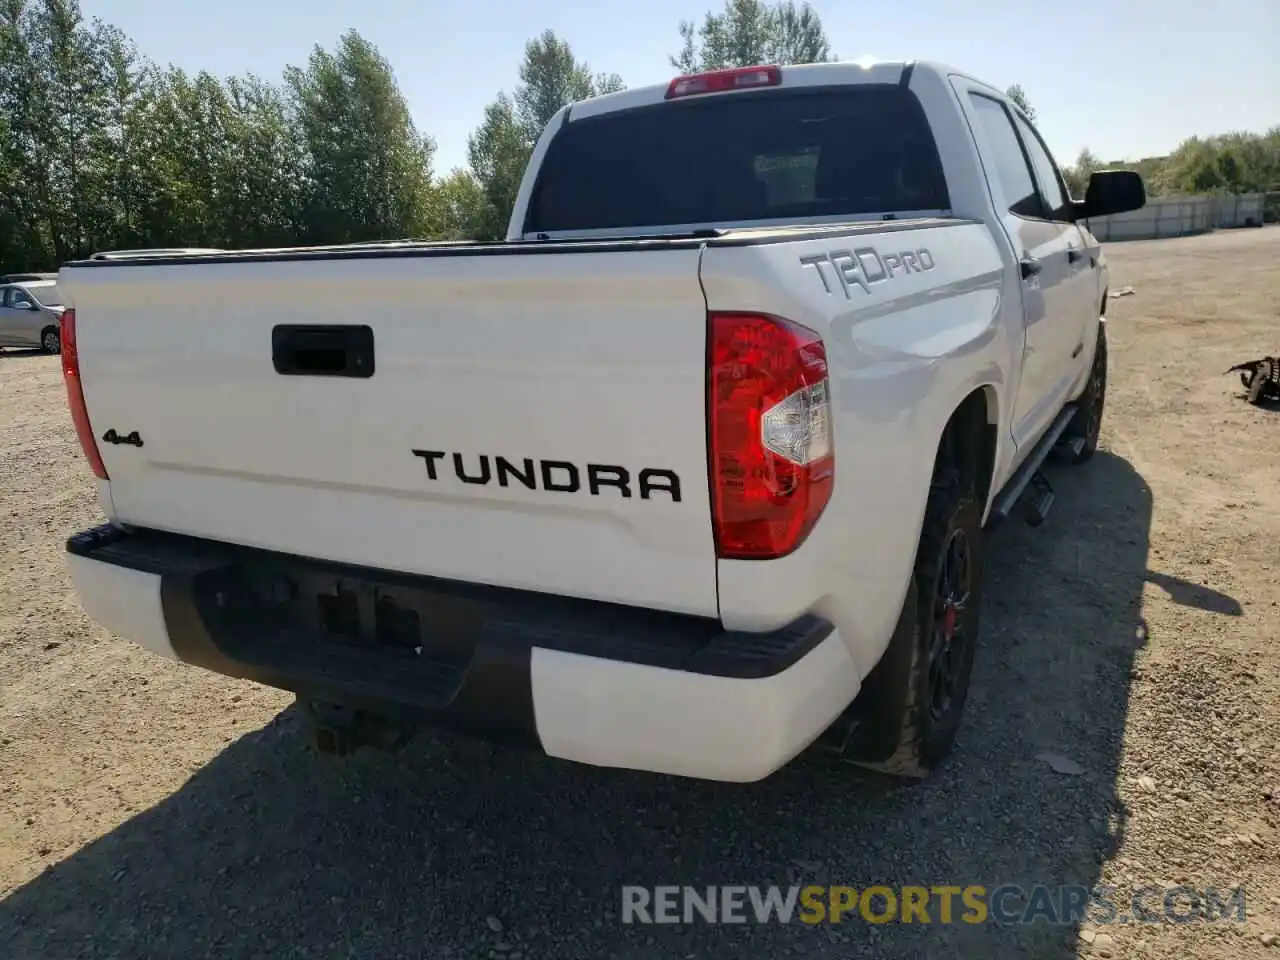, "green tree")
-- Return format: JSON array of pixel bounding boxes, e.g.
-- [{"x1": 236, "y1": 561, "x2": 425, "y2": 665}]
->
[
  {"x1": 671, "y1": 0, "x2": 833, "y2": 72},
  {"x1": 465, "y1": 30, "x2": 625, "y2": 239},
  {"x1": 428, "y1": 168, "x2": 489, "y2": 240},
  {"x1": 0, "y1": 12, "x2": 456, "y2": 270},
  {"x1": 514, "y1": 29, "x2": 596, "y2": 142},
  {"x1": 0, "y1": 108, "x2": 21, "y2": 272},
  {"x1": 1063, "y1": 147, "x2": 1101, "y2": 198},
  {"x1": 143, "y1": 68, "x2": 235, "y2": 245},
  {"x1": 465, "y1": 94, "x2": 528, "y2": 240},
  {"x1": 594, "y1": 71, "x2": 626, "y2": 95},
  {"x1": 0, "y1": 0, "x2": 166, "y2": 267},
  {"x1": 1056, "y1": 132, "x2": 1280, "y2": 201},
  {"x1": 5, "y1": 0, "x2": 115, "y2": 264},
  {"x1": 0, "y1": 0, "x2": 50, "y2": 270},
  {"x1": 285, "y1": 29, "x2": 435, "y2": 244},
  {"x1": 95, "y1": 24, "x2": 158, "y2": 249},
  {"x1": 769, "y1": 1, "x2": 832, "y2": 65},
  {"x1": 220, "y1": 75, "x2": 306, "y2": 246},
  {"x1": 1005, "y1": 84, "x2": 1035, "y2": 121}
]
